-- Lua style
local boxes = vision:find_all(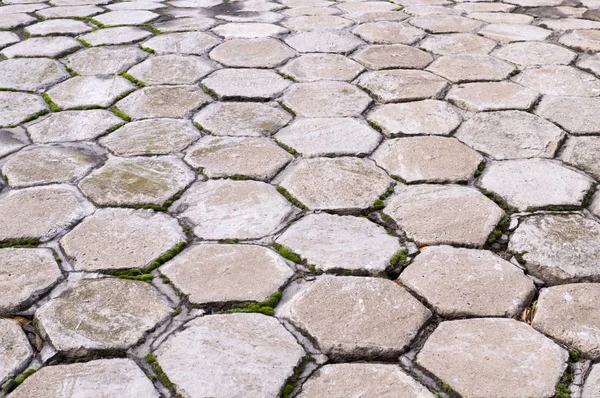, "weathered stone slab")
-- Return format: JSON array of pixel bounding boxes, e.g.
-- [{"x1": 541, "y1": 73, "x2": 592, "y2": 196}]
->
[
  {"x1": 115, "y1": 85, "x2": 211, "y2": 119},
  {"x1": 27, "y1": 110, "x2": 123, "y2": 143},
  {"x1": 409, "y1": 14, "x2": 482, "y2": 33},
  {"x1": 282, "y1": 81, "x2": 371, "y2": 117},
  {"x1": 93, "y1": 10, "x2": 158, "y2": 26},
  {"x1": 583, "y1": 363, "x2": 600, "y2": 398},
  {"x1": 447, "y1": 81, "x2": 539, "y2": 111},
  {"x1": 0, "y1": 127, "x2": 28, "y2": 158},
  {"x1": 559, "y1": 29, "x2": 600, "y2": 52},
  {"x1": 0, "y1": 92, "x2": 47, "y2": 128},
  {"x1": 420, "y1": 32, "x2": 496, "y2": 55},
  {"x1": 128, "y1": 55, "x2": 215, "y2": 85},
  {"x1": 0, "y1": 319, "x2": 32, "y2": 386},
  {"x1": 0, "y1": 37, "x2": 81, "y2": 58},
  {"x1": 0, "y1": 32, "x2": 19, "y2": 49},
  {"x1": 427, "y1": 54, "x2": 513, "y2": 83},
  {"x1": 36, "y1": 5, "x2": 103, "y2": 18},
  {"x1": 279, "y1": 53, "x2": 364, "y2": 82},
  {"x1": 536, "y1": 96, "x2": 600, "y2": 135},
  {"x1": 357, "y1": 70, "x2": 448, "y2": 103},
  {"x1": 79, "y1": 27, "x2": 151, "y2": 46},
  {"x1": 0, "y1": 14, "x2": 36, "y2": 30},
  {"x1": 212, "y1": 22, "x2": 288, "y2": 39},
  {"x1": 46, "y1": 76, "x2": 135, "y2": 109},
  {"x1": 25, "y1": 19, "x2": 92, "y2": 36},
  {"x1": 141, "y1": 32, "x2": 221, "y2": 55},
  {"x1": 282, "y1": 15, "x2": 353, "y2": 31},
  {"x1": 491, "y1": 41, "x2": 576, "y2": 66},
  {"x1": 469, "y1": 12, "x2": 533, "y2": 24},
  {"x1": 513, "y1": 65, "x2": 600, "y2": 97},
  {"x1": 284, "y1": 30, "x2": 363, "y2": 52},
  {"x1": 478, "y1": 23, "x2": 552, "y2": 42},
  {"x1": 352, "y1": 44, "x2": 432, "y2": 70},
  {"x1": 560, "y1": 136, "x2": 600, "y2": 180},
  {"x1": 62, "y1": 46, "x2": 148, "y2": 75},
  {"x1": 353, "y1": 21, "x2": 425, "y2": 44},
  {"x1": 202, "y1": 69, "x2": 291, "y2": 100},
  {"x1": 209, "y1": 38, "x2": 294, "y2": 68},
  {"x1": 0, "y1": 58, "x2": 69, "y2": 92},
  {"x1": 154, "y1": 16, "x2": 218, "y2": 33}
]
